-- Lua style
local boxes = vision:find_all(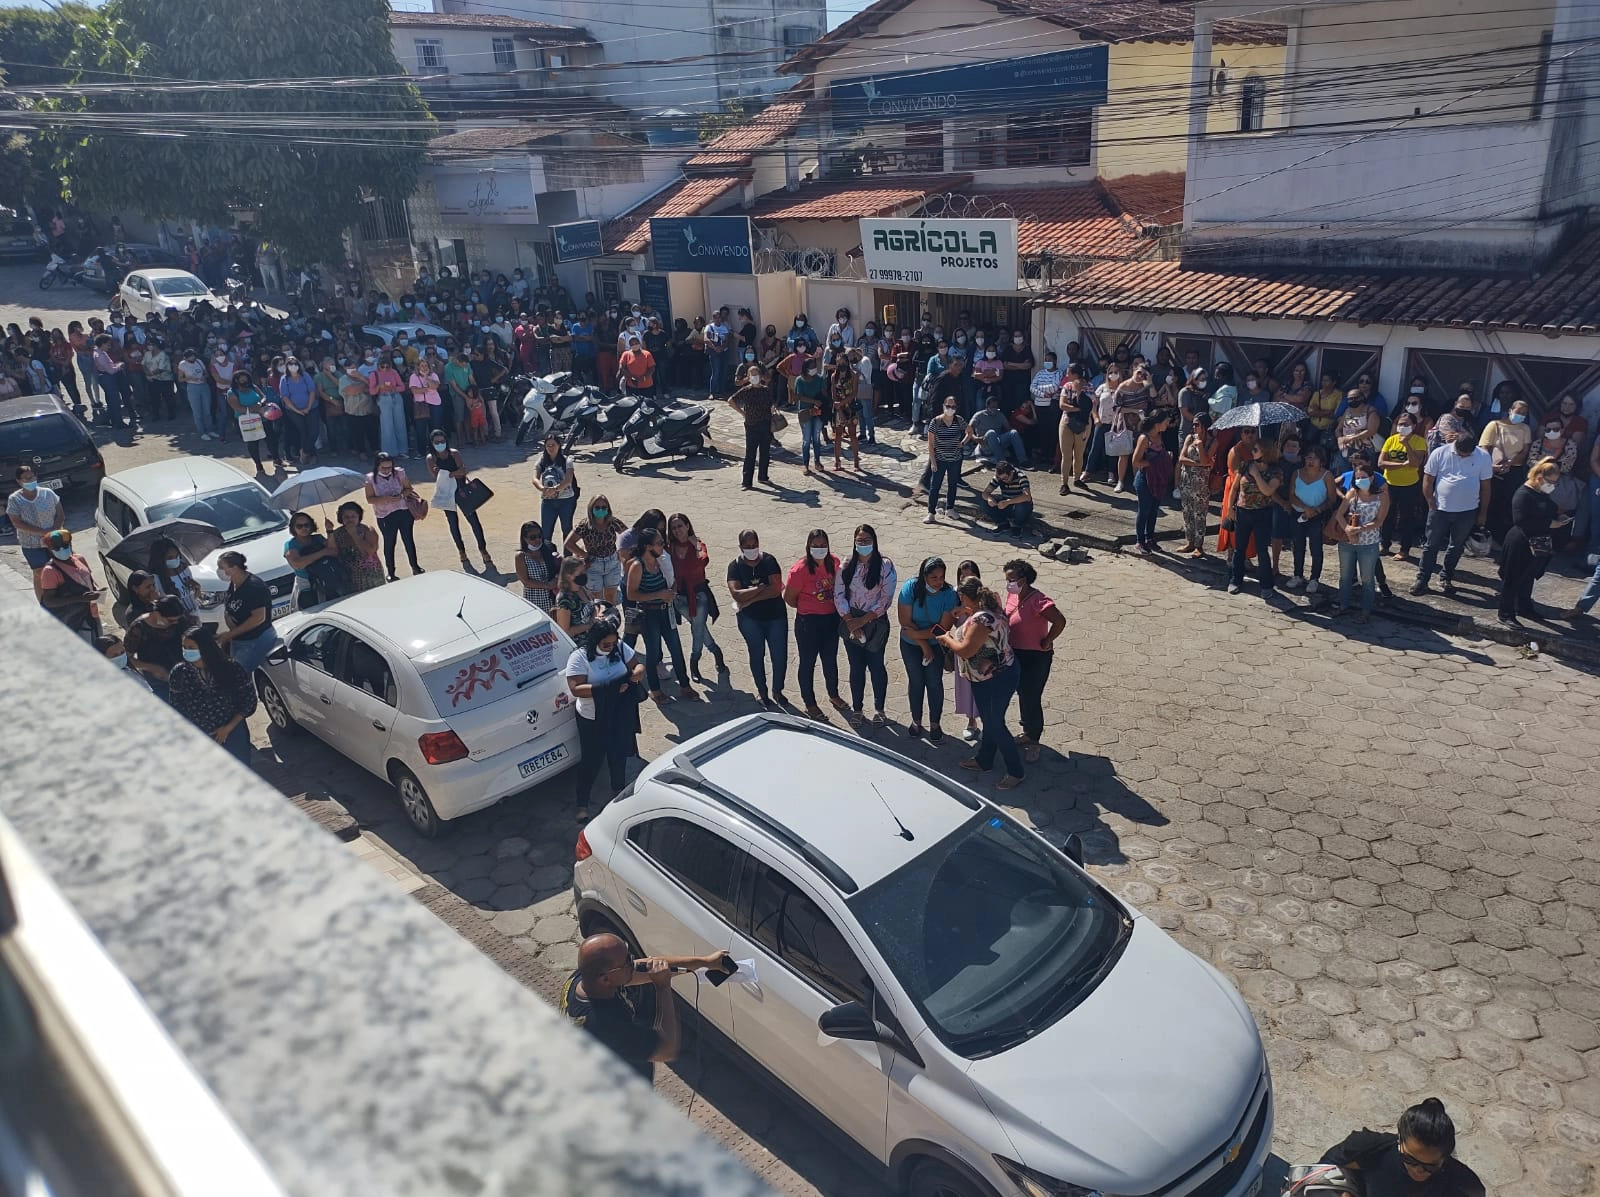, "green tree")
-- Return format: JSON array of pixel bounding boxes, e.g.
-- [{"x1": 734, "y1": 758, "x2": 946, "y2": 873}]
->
[
  {"x1": 49, "y1": 0, "x2": 432, "y2": 260},
  {"x1": 0, "y1": 4, "x2": 93, "y2": 211}
]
